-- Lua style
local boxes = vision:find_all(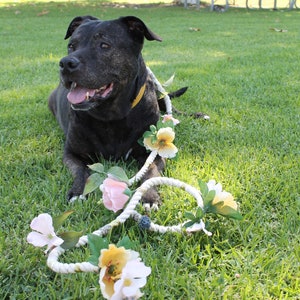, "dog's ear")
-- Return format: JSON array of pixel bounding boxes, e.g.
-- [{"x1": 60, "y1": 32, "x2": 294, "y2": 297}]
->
[
  {"x1": 120, "y1": 16, "x2": 162, "y2": 43},
  {"x1": 64, "y1": 16, "x2": 99, "y2": 39}
]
